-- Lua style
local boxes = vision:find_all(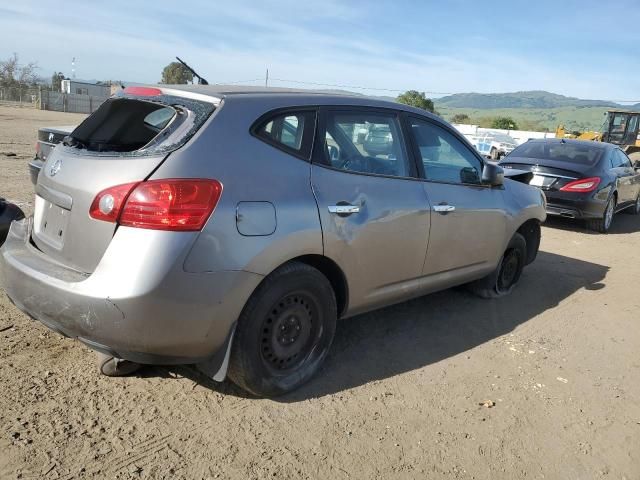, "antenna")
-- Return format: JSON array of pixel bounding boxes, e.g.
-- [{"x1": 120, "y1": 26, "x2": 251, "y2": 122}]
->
[{"x1": 265, "y1": 68, "x2": 269, "y2": 88}]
